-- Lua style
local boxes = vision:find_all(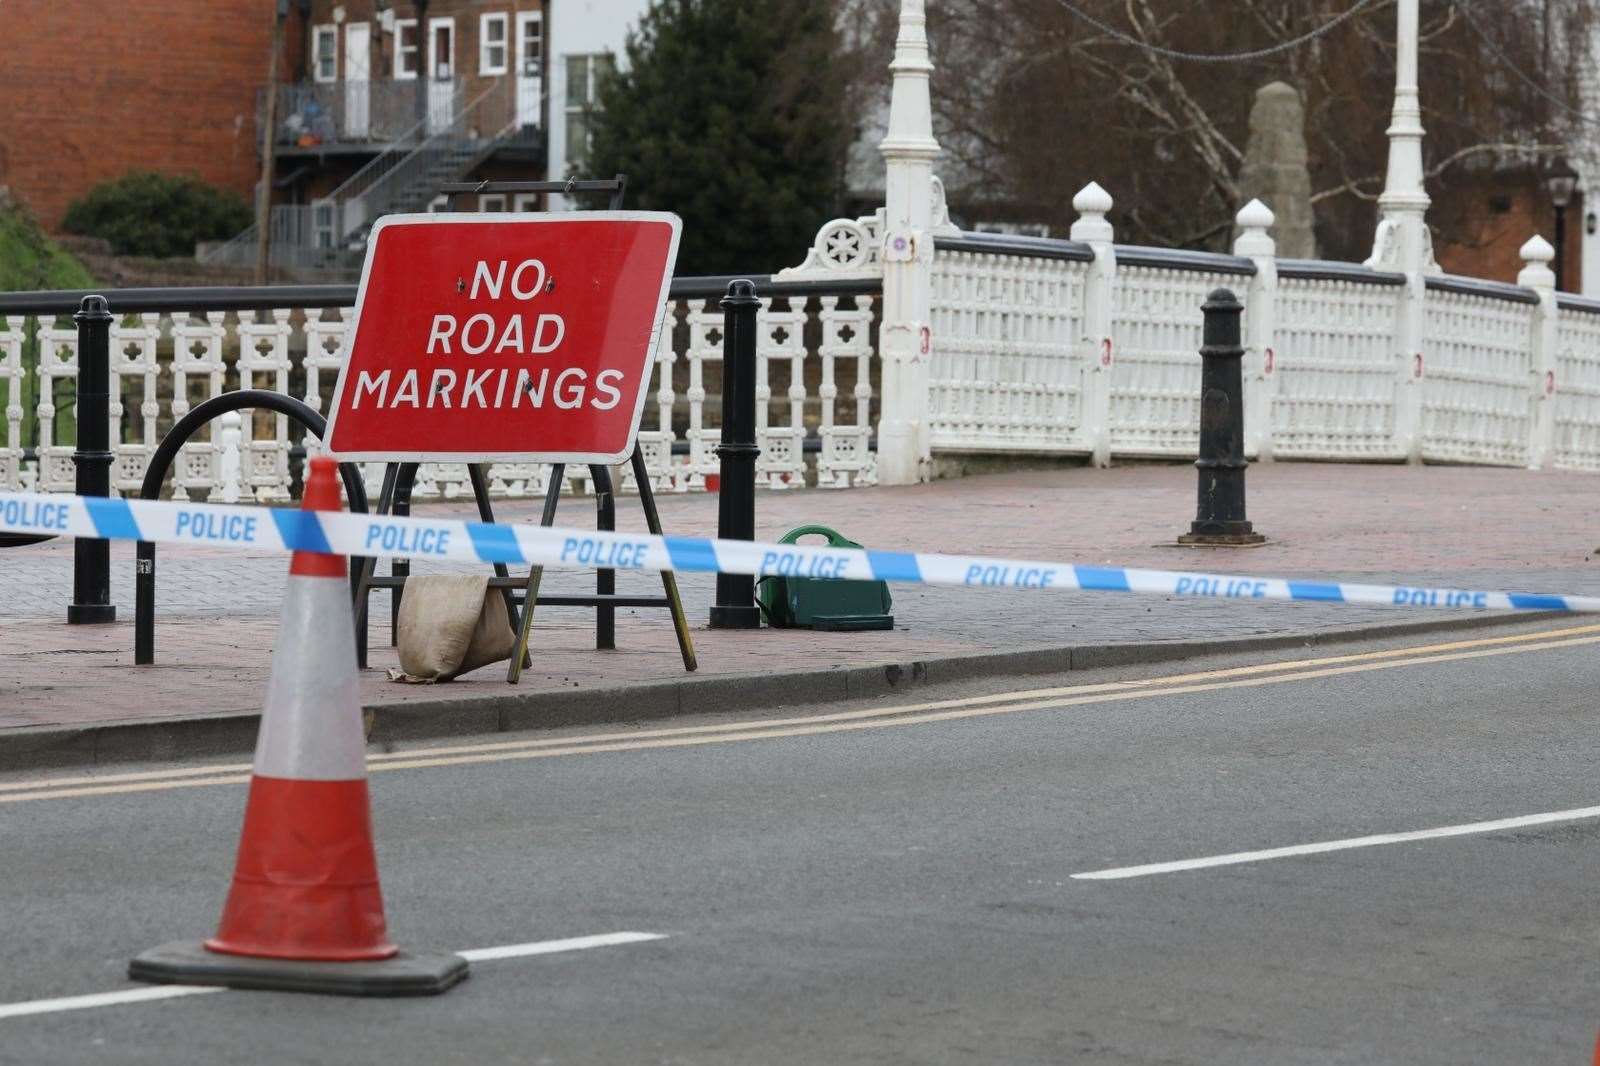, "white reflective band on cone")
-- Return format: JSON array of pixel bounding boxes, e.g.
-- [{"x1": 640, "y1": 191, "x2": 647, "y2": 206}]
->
[{"x1": 253, "y1": 574, "x2": 366, "y2": 780}]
